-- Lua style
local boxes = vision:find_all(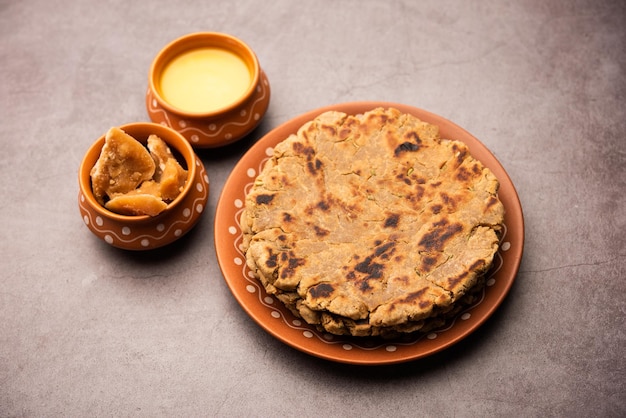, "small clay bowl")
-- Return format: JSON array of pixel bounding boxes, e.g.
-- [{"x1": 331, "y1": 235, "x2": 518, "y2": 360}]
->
[
  {"x1": 78, "y1": 122, "x2": 210, "y2": 250},
  {"x1": 146, "y1": 32, "x2": 271, "y2": 148}
]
